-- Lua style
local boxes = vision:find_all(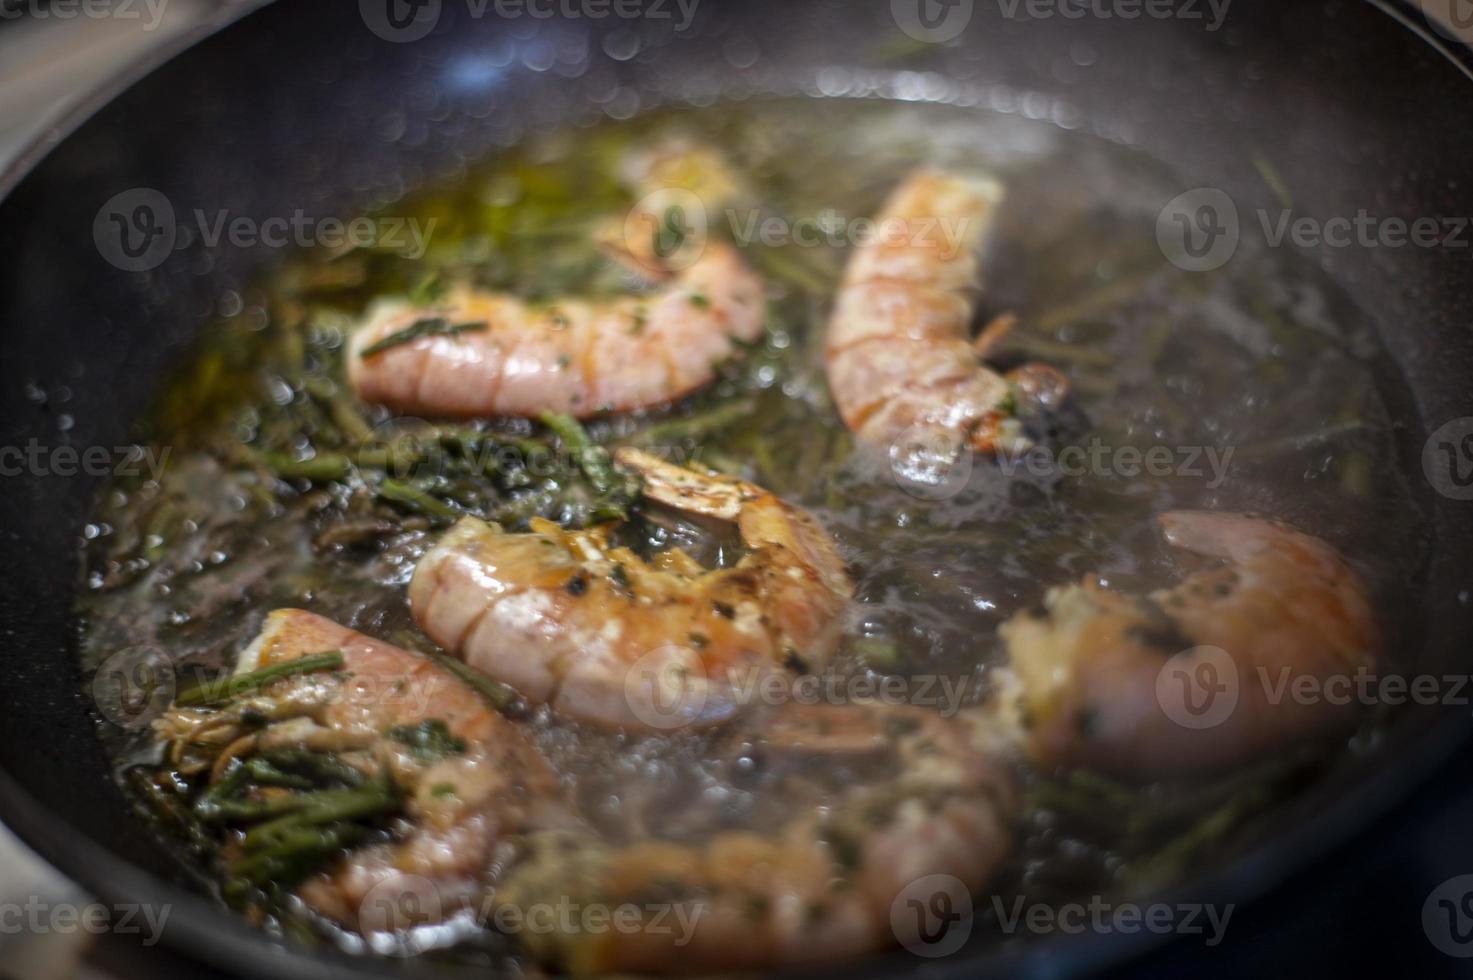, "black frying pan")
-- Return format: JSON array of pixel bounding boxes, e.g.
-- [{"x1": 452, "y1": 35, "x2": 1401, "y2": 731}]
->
[{"x1": 2, "y1": 1, "x2": 1473, "y2": 977}]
